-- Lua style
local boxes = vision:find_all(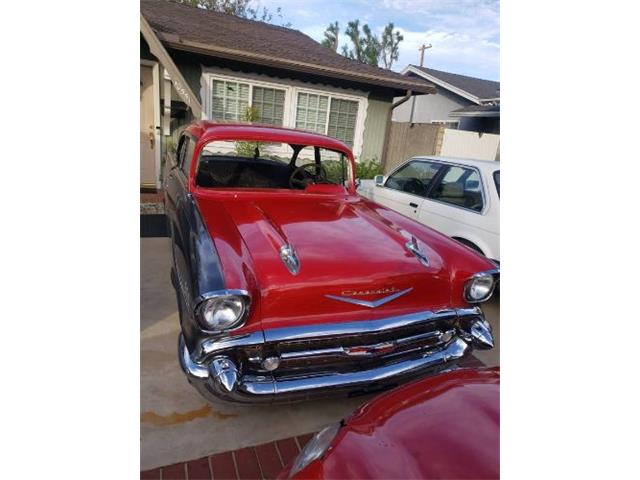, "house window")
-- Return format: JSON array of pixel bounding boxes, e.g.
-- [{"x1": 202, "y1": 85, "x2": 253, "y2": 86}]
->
[
  {"x1": 327, "y1": 98, "x2": 358, "y2": 147},
  {"x1": 252, "y1": 87, "x2": 285, "y2": 126},
  {"x1": 296, "y1": 92, "x2": 329, "y2": 133},
  {"x1": 205, "y1": 73, "x2": 366, "y2": 155},
  {"x1": 211, "y1": 80, "x2": 250, "y2": 121}
]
